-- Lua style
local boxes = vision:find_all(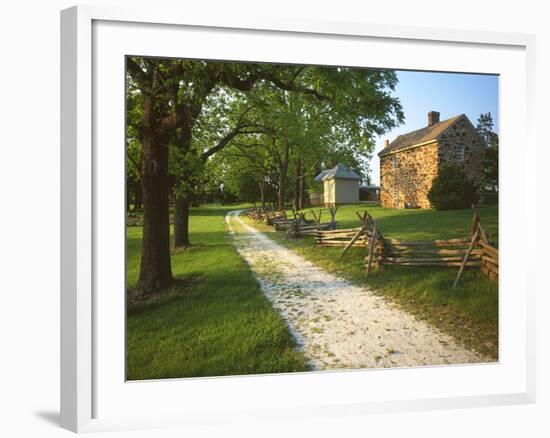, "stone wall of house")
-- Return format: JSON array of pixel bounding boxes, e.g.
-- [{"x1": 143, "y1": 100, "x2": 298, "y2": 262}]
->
[
  {"x1": 437, "y1": 117, "x2": 486, "y2": 185},
  {"x1": 380, "y1": 142, "x2": 439, "y2": 209}
]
